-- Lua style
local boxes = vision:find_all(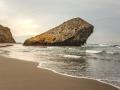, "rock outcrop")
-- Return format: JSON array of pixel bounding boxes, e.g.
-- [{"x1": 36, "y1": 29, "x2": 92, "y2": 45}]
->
[
  {"x1": 0, "y1": 25, "x2": 15, "y2": 43},
  {"x1": 24, "y1": 17, "x2": 94, "y2": 46}
]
